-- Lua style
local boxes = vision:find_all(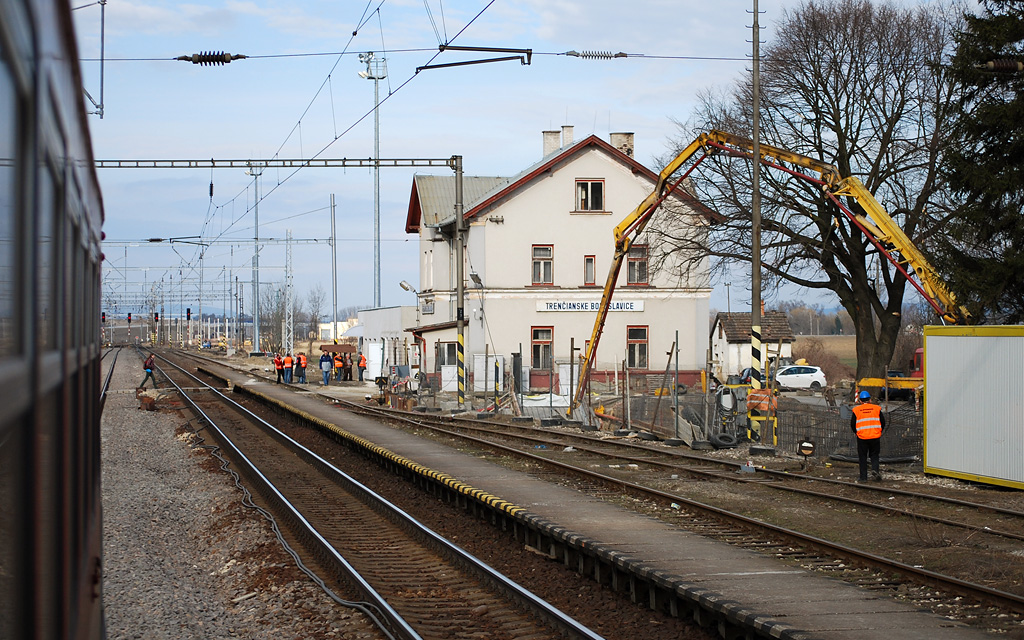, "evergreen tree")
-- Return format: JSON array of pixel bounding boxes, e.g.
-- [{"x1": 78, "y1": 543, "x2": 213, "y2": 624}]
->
[{"x1": 943, "y1": 0, "x2": 1024, "y2": 322}]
